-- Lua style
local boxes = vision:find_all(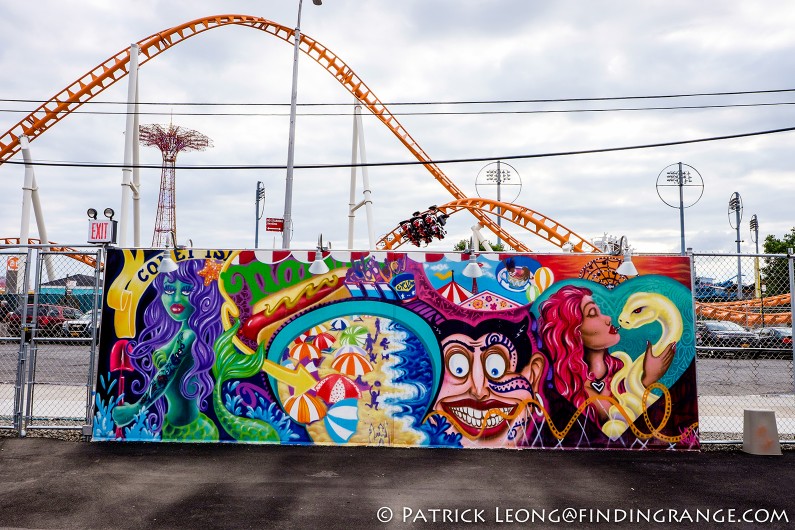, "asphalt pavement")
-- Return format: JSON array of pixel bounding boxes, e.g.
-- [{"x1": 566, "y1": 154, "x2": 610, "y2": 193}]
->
[{"x1": 0, "y1": 438, "x2": 793, "y2": 529}]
